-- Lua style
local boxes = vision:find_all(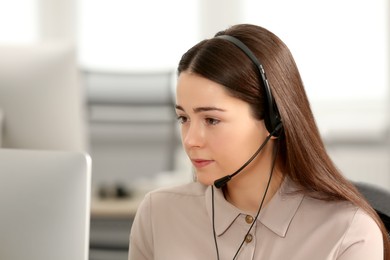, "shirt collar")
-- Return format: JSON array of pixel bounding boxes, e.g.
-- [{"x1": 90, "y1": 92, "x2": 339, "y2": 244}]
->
[{"x1": 205, "y1": 177, "x2": 304, "y2": 237}]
